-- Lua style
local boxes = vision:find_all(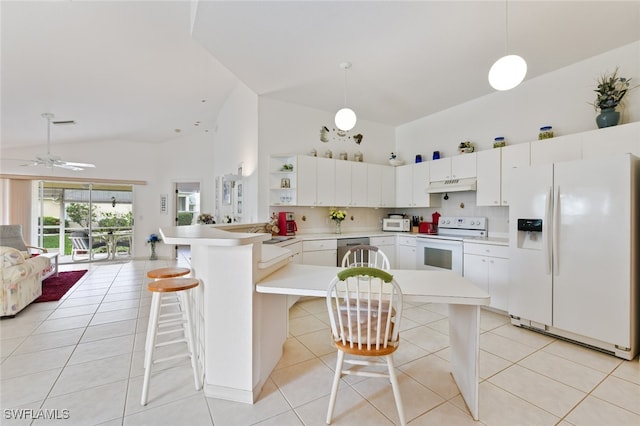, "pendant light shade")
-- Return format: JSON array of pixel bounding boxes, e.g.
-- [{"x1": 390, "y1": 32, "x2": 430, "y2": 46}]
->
[
  {"x1": 488, "y1": 54, "x2": 527, "y2": 91},
  {"x1": 335, "y1": 62, "x2": 357, "y2": 131},
  {"x1": 335, "y1": 107, "x2": 356, "y2": 131},
  {"x1": 488, "y1": 0, "x2": 527, "y2": 91}
]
